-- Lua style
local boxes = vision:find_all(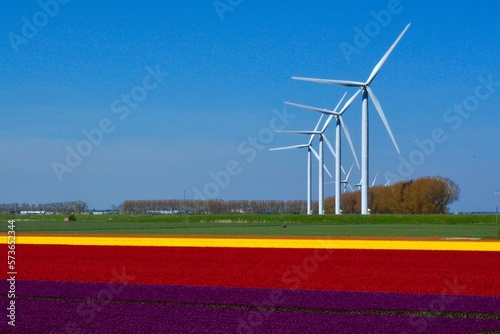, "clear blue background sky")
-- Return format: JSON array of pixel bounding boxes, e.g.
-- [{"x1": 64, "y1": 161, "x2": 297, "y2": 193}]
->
[{"x1": 1, "y1": 1, "x2": 498, "y2": 211}]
